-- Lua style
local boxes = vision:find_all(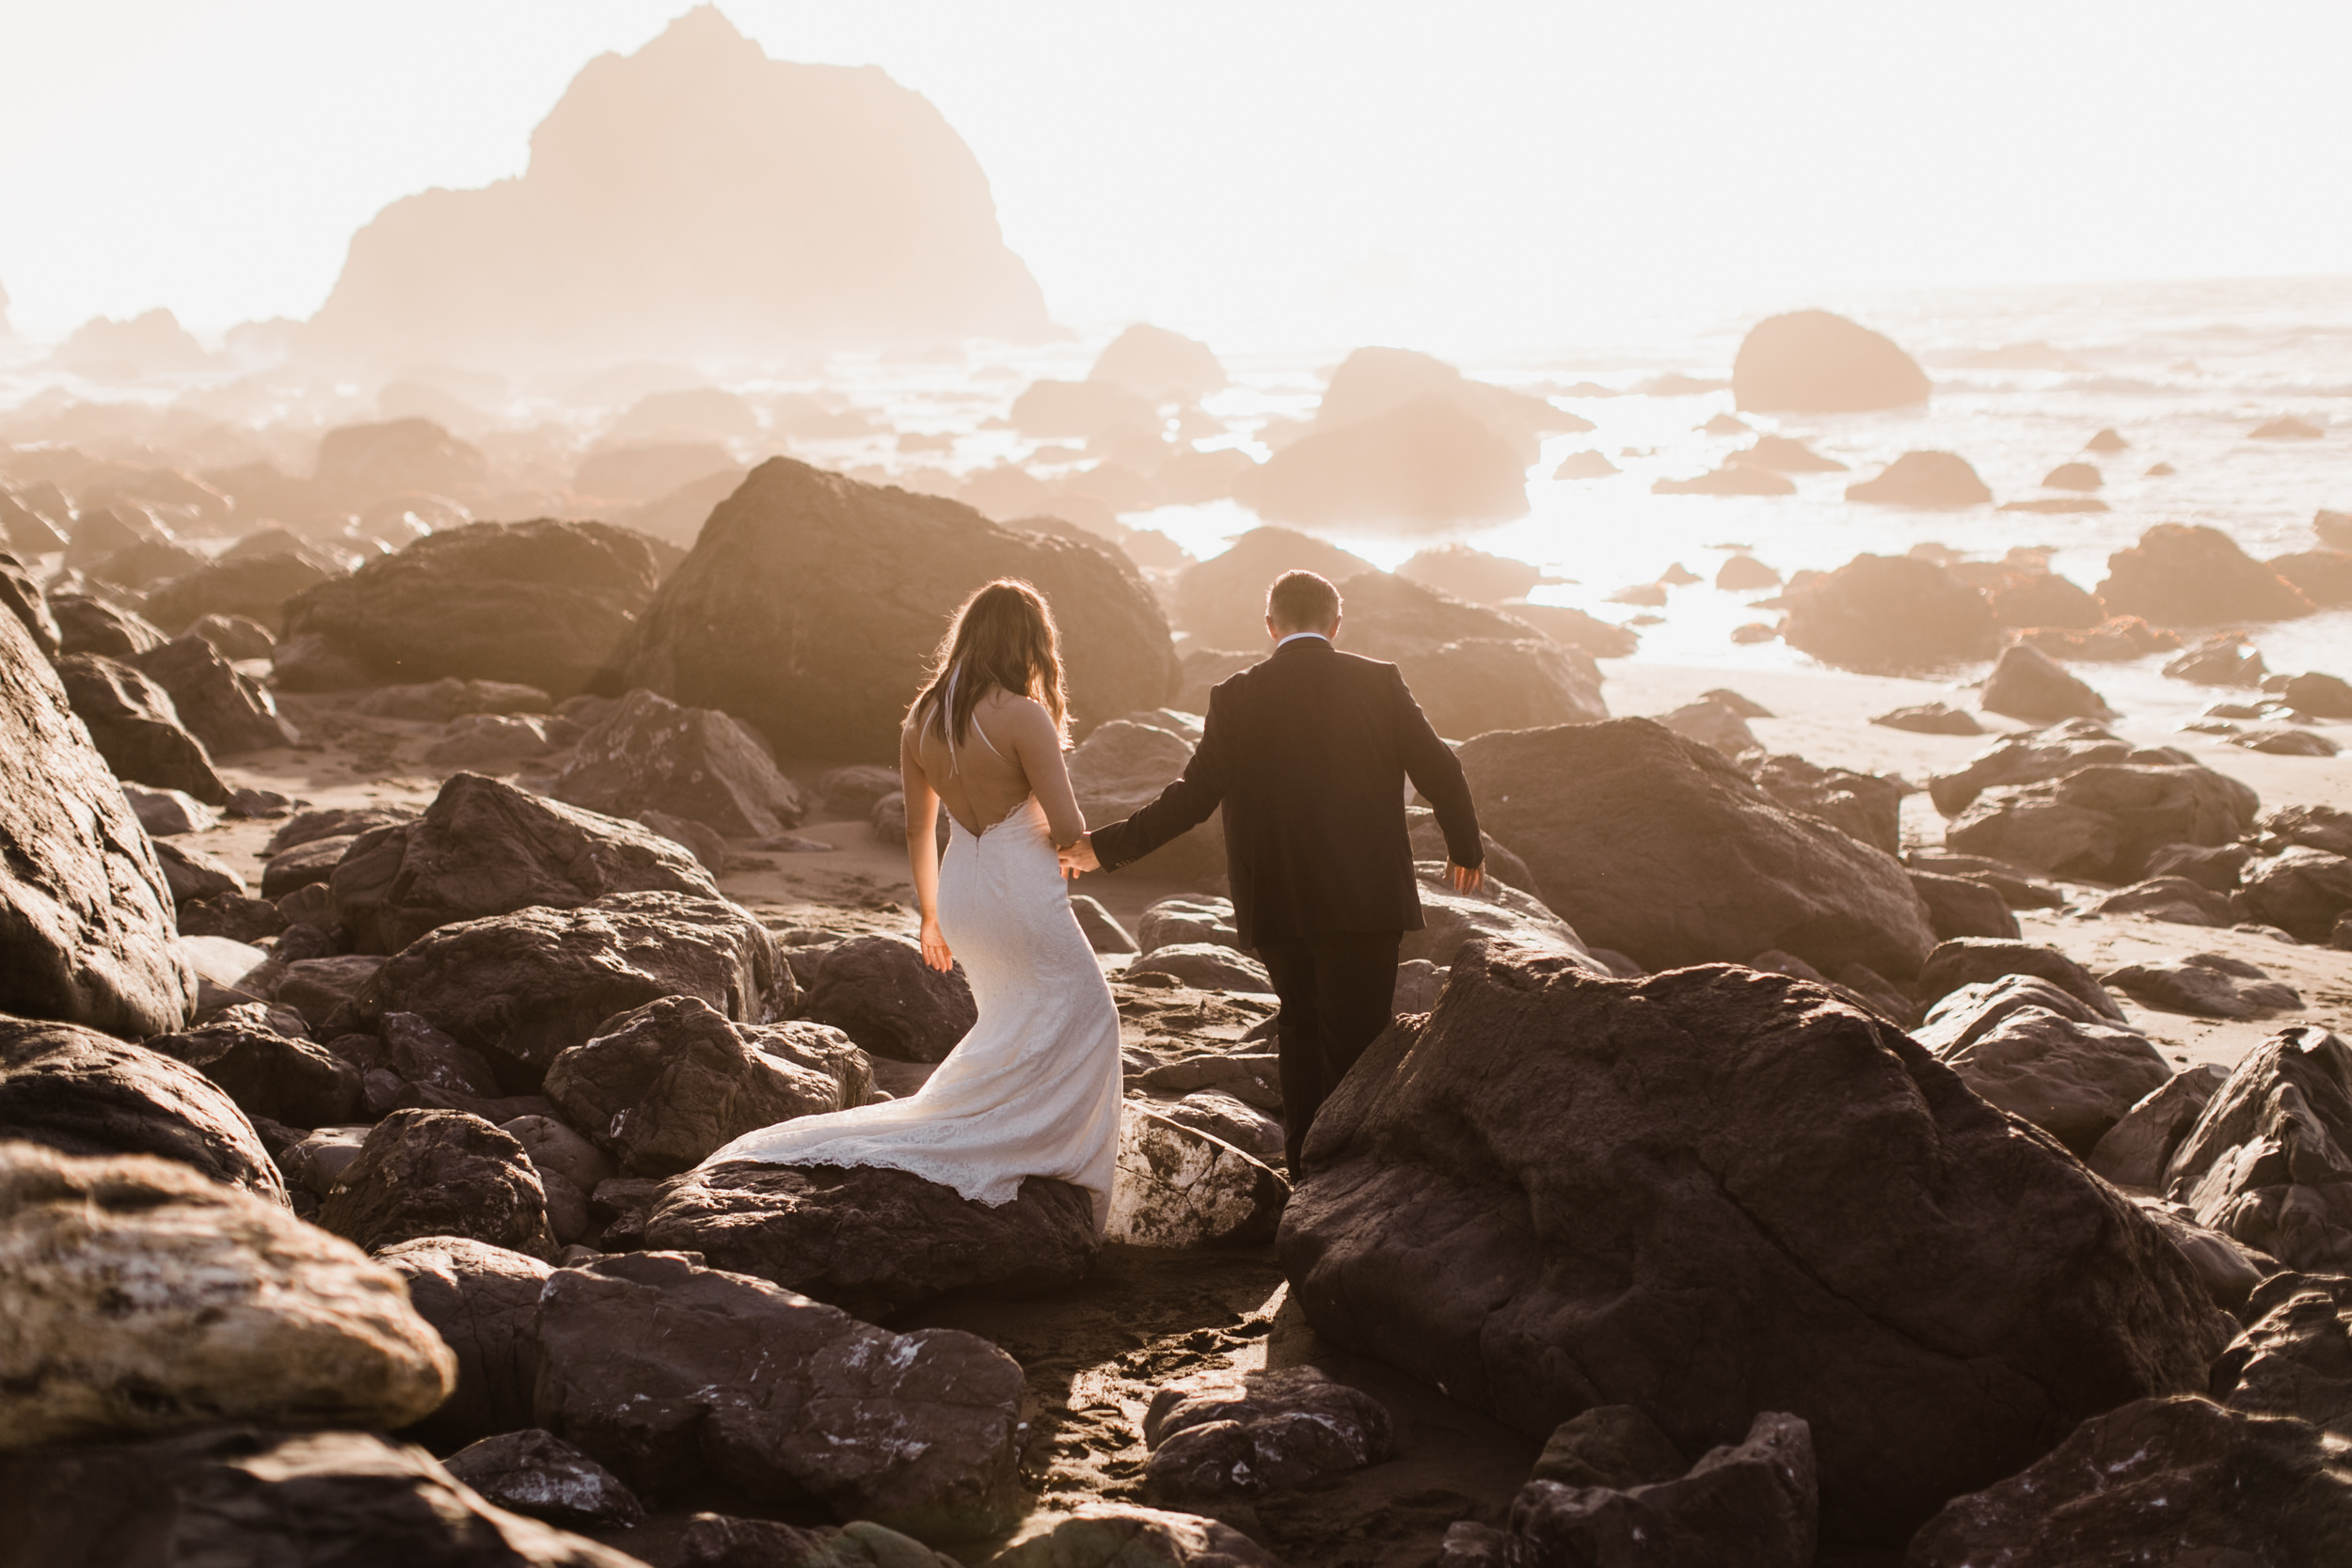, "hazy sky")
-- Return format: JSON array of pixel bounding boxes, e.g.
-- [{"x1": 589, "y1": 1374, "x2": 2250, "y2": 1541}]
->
[{"x1": 4, "y1": 1, "x2": 2346, "y2": 350}]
